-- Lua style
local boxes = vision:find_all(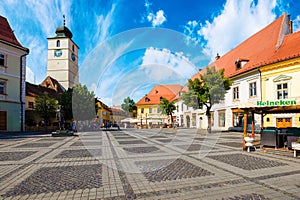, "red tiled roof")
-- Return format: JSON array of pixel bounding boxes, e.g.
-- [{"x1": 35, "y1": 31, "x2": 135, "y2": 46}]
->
[
  {"x1": 26, "y1": 82, "x2": 61, "y2": 99},
  {"x1": 0, "y1": 16, "x2": 23, "y2": 47},
  {"x1": 263, "y1": 30, "x2": 300, "y2": 65},
  {"x1": 136, "y1": 84, "x2": 182, "y2": 105},
  {"x1": 40, "y1": 76, "x2": 66, "y2": 94},
  {"x1": 211, "y1": 13, "x2": 289, "y2": 78}
]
